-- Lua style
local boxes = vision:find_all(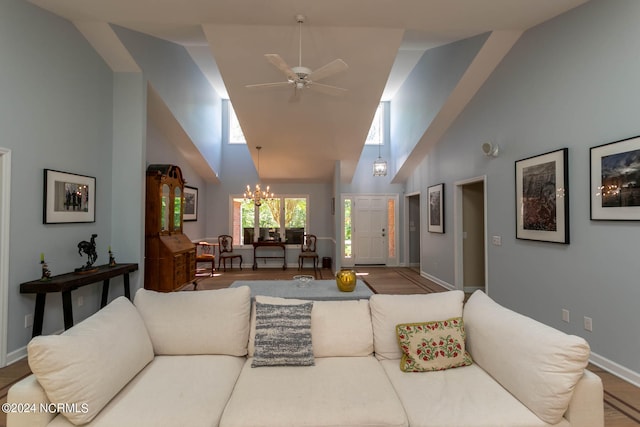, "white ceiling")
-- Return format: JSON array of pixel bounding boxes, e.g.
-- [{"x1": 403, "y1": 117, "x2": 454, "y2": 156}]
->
[{"x1": 29, "y1": 0, "x2": 588, "y2": 182}]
